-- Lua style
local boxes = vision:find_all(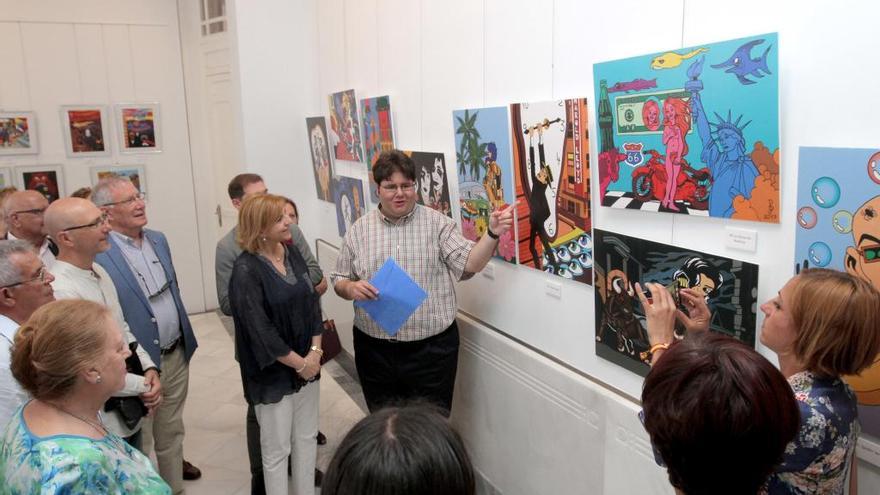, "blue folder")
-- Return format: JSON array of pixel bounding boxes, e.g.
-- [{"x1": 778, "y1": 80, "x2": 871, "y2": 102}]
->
[{"x1": 354, "y1": 258, "x2": 428, "y2": 336}]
